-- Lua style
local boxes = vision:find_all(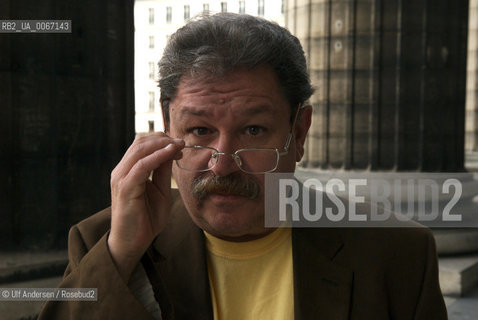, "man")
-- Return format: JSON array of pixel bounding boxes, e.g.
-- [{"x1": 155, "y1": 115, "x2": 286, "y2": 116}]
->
[{"x1": 40, "y1": 13, "x2": 447, "y2": 319}]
